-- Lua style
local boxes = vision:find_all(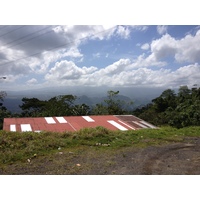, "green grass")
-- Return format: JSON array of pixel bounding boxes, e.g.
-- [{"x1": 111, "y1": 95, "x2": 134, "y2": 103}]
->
[{"x1": 0, "y1": 126, "x2": 200, "y2": 166}]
